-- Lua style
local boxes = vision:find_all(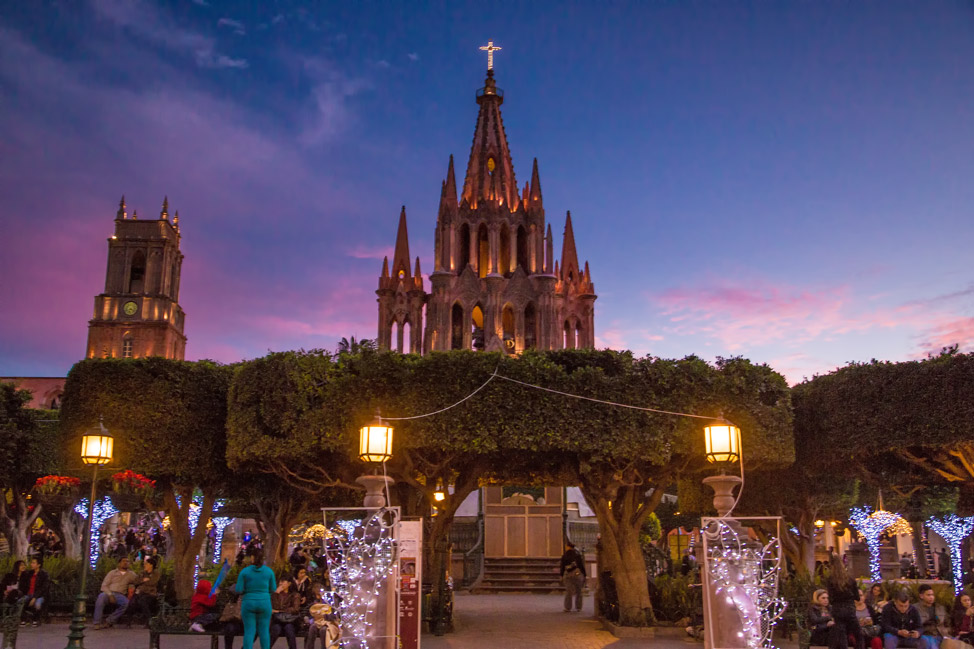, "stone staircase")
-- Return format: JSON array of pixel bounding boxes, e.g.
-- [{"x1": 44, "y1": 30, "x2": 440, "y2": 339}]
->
[{"x1": 471, "y1": 557, "x2": 563, "y2": 593}]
